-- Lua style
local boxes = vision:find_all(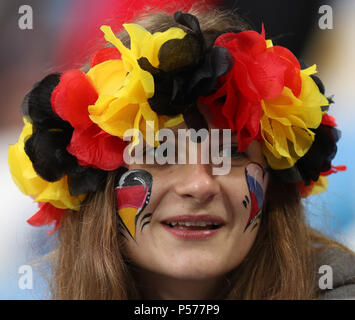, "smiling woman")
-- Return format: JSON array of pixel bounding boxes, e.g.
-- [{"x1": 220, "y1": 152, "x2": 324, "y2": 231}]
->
[
  {"x1": 8, "y1": 4, "x2": 355, "y2": 300},
  {"x1": 121, "y1": 130, "x2": 269, "y2": 299}
]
